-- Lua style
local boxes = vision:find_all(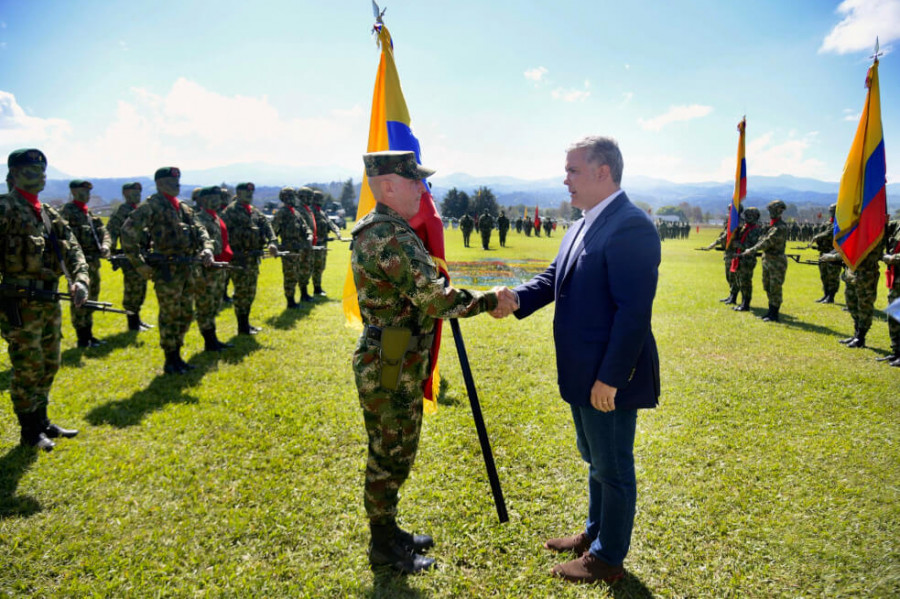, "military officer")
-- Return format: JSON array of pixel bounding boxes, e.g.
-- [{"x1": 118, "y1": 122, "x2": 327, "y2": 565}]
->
[
  {"x1": 272, "y1": 187, "x2": 313, "y2": 308},
  {"x1": 730, "y1": 207, "x2": 762, "y2": 312},
  {"x1": 497, "y1": 210, "x2": 510, "y2": 247},
  {"x1": 1, "y1": 149, "x2": 87, "y2": 451},
  {"x1": 121, "y1": 167, "x2": 214, "y2": 374},
  {"x1": 459, "y1": 212, "x2": 473, "y2": 247},
  {"x1": 222, "y1": 182, "x2": 278, "y2": 334},
  {"x1": 478, "y1": 210, "x2": 494, "y2": 250},
  {"x1": 108, "y1": 182, "x2": 153, "y2": 331},
  {"x1": 193, "y1": 186, "x2": 233, "y2": 351},
  {"x1": 741, "y1": 200, "x2": 788, "y2": 322},
  {"x1": 523, "y1": 213, "x2": 533, "y2": 236},
  {"x1": 352, "y1": 150, "x2": 500, "y2": 574},
  {"x1": 311, "y1": 189, "x2": 343, "y2": 296},
  {"x1": 61, "y1": 180, "x2": 111, "y2": 347}
]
